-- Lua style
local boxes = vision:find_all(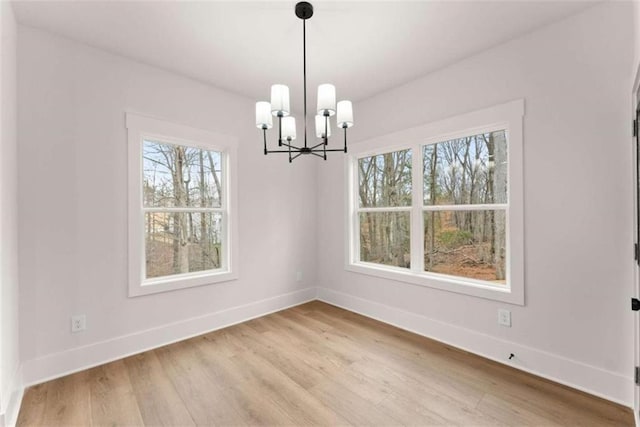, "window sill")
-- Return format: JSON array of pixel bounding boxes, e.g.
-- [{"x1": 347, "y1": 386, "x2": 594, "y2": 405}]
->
[
  {"x1": 129, "y1": 270, "x2": 238, "y2": 297},
  {"x1": 345, "y1": 262, "x2": 523, "y2": 305}
]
